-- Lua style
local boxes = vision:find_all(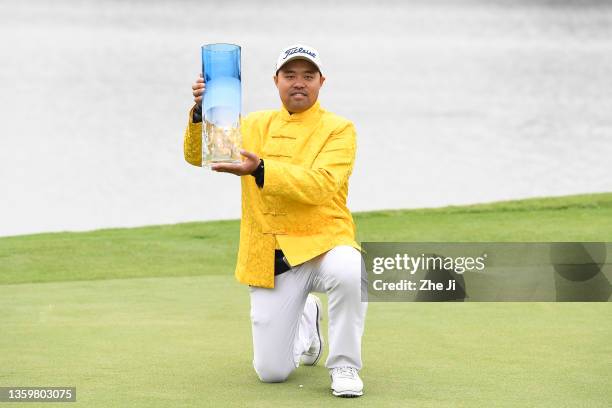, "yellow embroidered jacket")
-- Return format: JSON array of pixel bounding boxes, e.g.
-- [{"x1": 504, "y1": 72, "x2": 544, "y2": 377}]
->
[{"x1": 183, "y1": 100, "x2": 360, "y2": 288}]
